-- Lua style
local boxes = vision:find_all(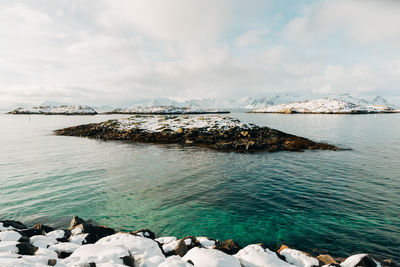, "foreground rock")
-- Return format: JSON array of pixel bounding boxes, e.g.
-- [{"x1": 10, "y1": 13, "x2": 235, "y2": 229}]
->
[
  {"x1": 105, "y1": 105, "x2": 230, "y2": 115},
  {"x1": 249, "y1": 98, "x2": 400, "y2": 114},
  {"x1": 8, "y1": 105, "x2": 97, "y2": 115},
  {"x1": 0, "y1": 217, "x2": 396, "y2": 267},
  {"x1": 54, "y1": 115, "x2": 340, "y2": 153}
]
